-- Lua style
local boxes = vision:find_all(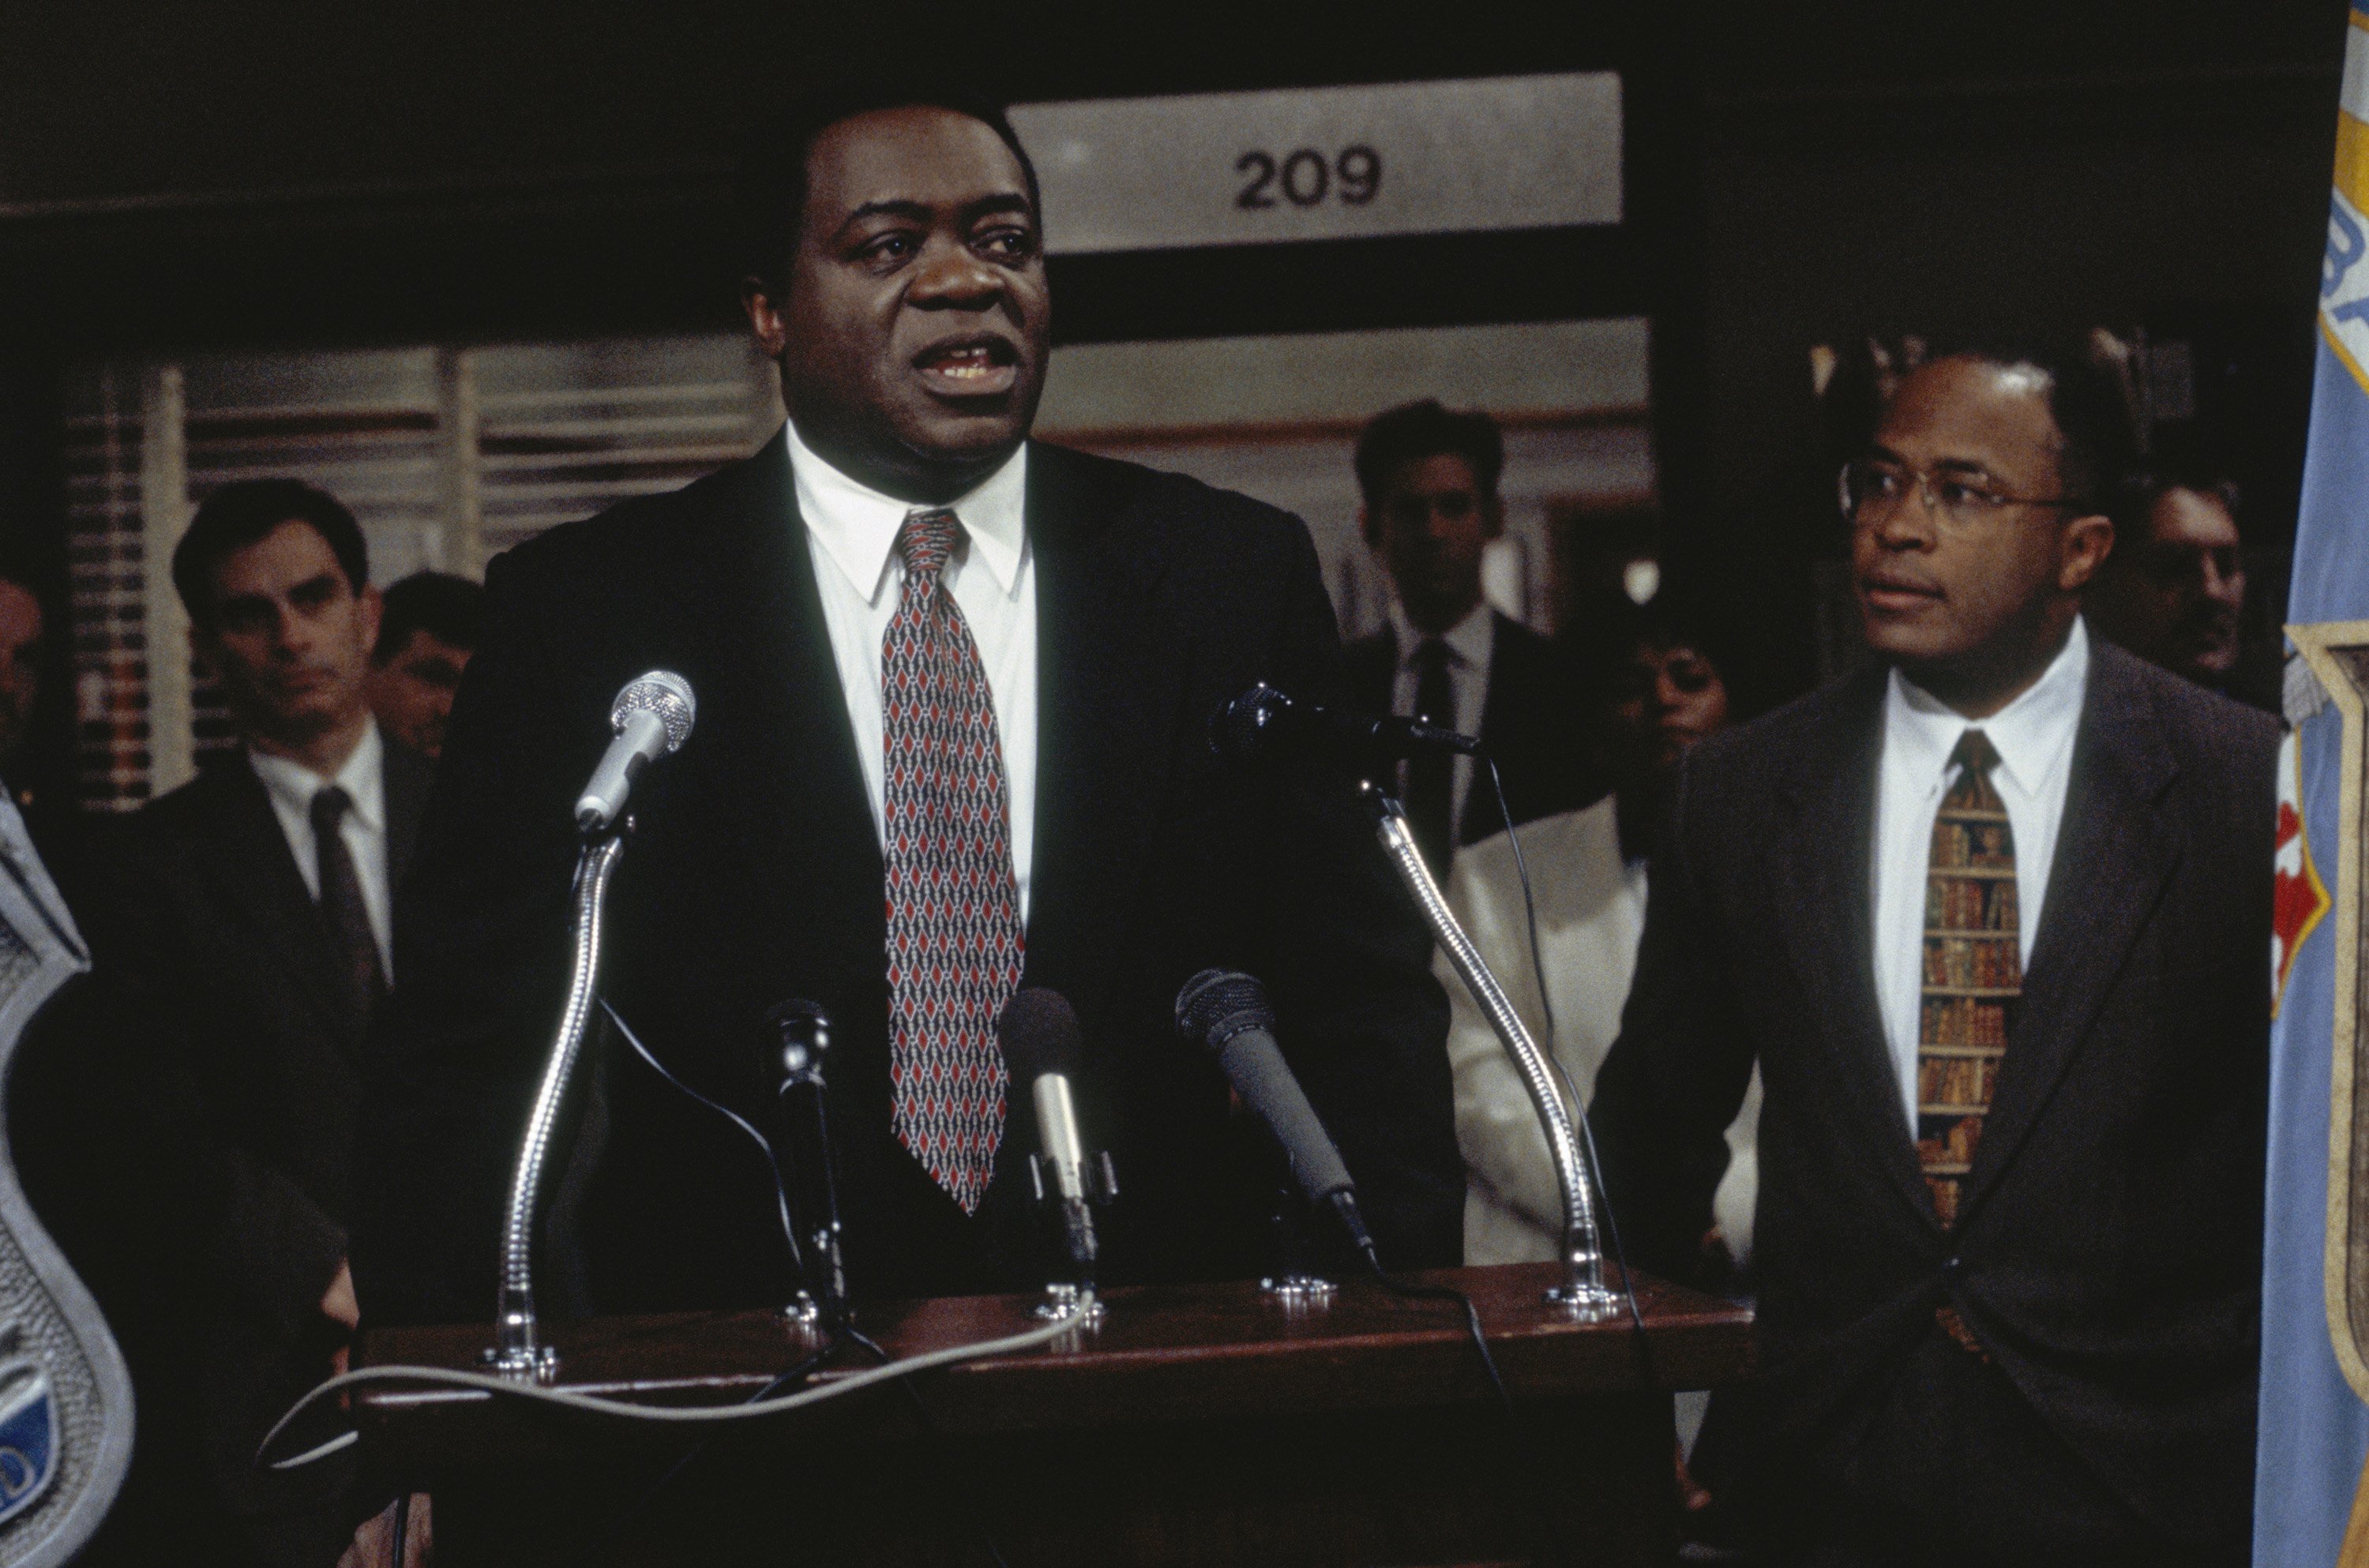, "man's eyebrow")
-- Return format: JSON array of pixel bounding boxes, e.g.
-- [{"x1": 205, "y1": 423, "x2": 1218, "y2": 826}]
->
[
  {"x1": 833, "y1": 193, "x2": 1036, "y2": 236},
  {"x1": 834, "y1": 198, "x2": 936, "y2": 234},
  {"x1": 963, "y1": 194, "x2": 1035, "y2": 222}
]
